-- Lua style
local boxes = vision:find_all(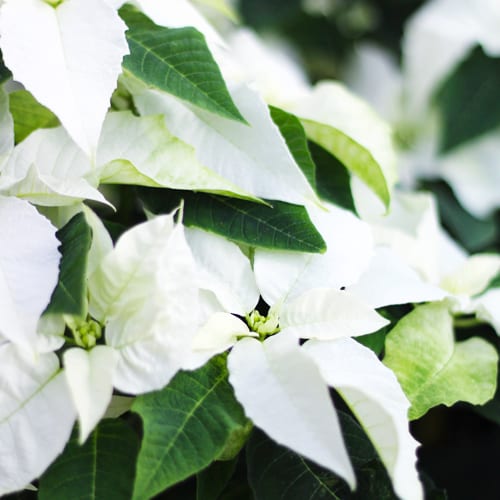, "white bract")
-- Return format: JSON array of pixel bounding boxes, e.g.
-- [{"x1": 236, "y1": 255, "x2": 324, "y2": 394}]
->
[
  {"x1": 186, "y1": 223, "x2": 423, "y2": 499},
  {"x1": 0, "y1": 0, "x2": 129, "y2": 158}
]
